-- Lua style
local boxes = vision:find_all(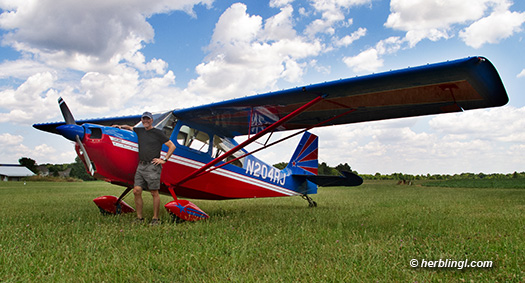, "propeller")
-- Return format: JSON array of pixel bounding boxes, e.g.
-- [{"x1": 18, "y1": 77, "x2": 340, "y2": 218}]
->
[
  {"x1": 56, "y1": 97, "x2": 84, "y2": 141},
  {"x1": 76, "y1": 134, "x2": 95, "y2": 176},
  {"x1": 58, "y1": 97, "x2": 76, "y2": 125},
  {"x1": 55, "y1": 97, "x2": 95, "y2": 176}
]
